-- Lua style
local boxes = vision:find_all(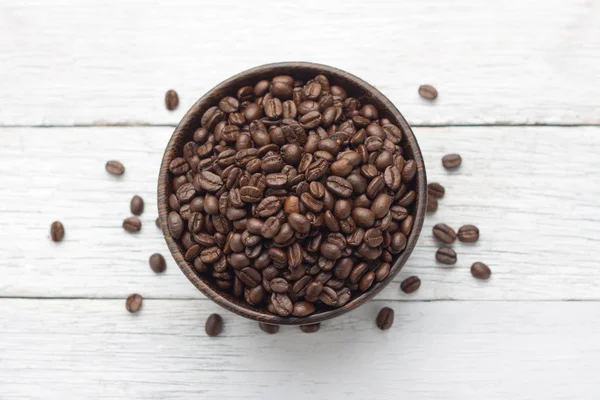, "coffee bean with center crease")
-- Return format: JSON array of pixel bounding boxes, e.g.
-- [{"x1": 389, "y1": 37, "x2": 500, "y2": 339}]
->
[
  {"x1": 130, "y1": 195, "x2": 144, "y2": 216},
  {"x1": 442, "y1": 154, "x2": 462, "y2": 169},
  {"x1": 376, "y1": 307, "x2": 394, "y2": 330},
  {"x1": 198, "y1": 170, "x2": 223, "y2": 192},
  {"x1": 325, "y1": 176, "x2": 353, "y2": 198},
  {"x1": 271, "y1": 293, "x2": 293, "y2": 316},
  {"x1": 126, "y1": 294, "x2": 143, "y2": 313},
  {"x1": 123, "y1": 217, "x2": 142, "y2": 233},
  {"x1": 458, "y1": 225, "x2": 479, "y2": 242},
  {"x1": 427, "y1": 196, "x2": 438, "y2": 213},
  {"x1": 149, "y1": 253, "x2": 166, "y2": 273},
  {"x1": 400, "y1": 276, "x2": 421, "y2": 294},
  {"x1": 471, "y1": 262, "x2": 491, "y2": 280},
  {"x1": 256, "y1": 196, "x2": 282, "y2": 217},
  {"x1": 432, "y1": 223, "x2": 456, "y2": 244},
  {"x1": 428, "y1": 182, "x2": 445, "y2": 198},
  {"x1": 436, "y1": 247, "x2": 457, "y2": 265},
  {"x1": 418, "y1": 84, "x2": 438, "y2": 100},
  {"x1": 106, "y1": 160, "x2": 125, "y2": 176},
  {"x1": 205, "y1": 313, "x2": 223, "y2": 337},
  {"x1": 236, "y1": 267, "x2": 261, "y2": 287},
  {"x1": 167, "y1": 211, "x2": 183, "y2": 239},
  {"x1": 50, "y1": 221, "x2": 65, "y2": 242}
]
